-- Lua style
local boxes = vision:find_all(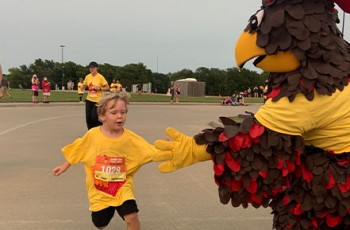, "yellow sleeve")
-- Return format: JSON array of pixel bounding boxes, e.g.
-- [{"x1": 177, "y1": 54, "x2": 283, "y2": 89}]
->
[
  {"x1": 255, "y1": 96, "x2": 315, "y2": 135},
  {"x1": 83, "y1": 75, "x2": 88, "y2": 86},
  {"x1": 61, "y1": 133, "x2": 92, "y2": 165},
  {"x1": 124, "y1": 132, "x2": 158, "y2": 176},
  {"x1": 101, "y1": 75, "x2": 108, "y2": 86}
]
